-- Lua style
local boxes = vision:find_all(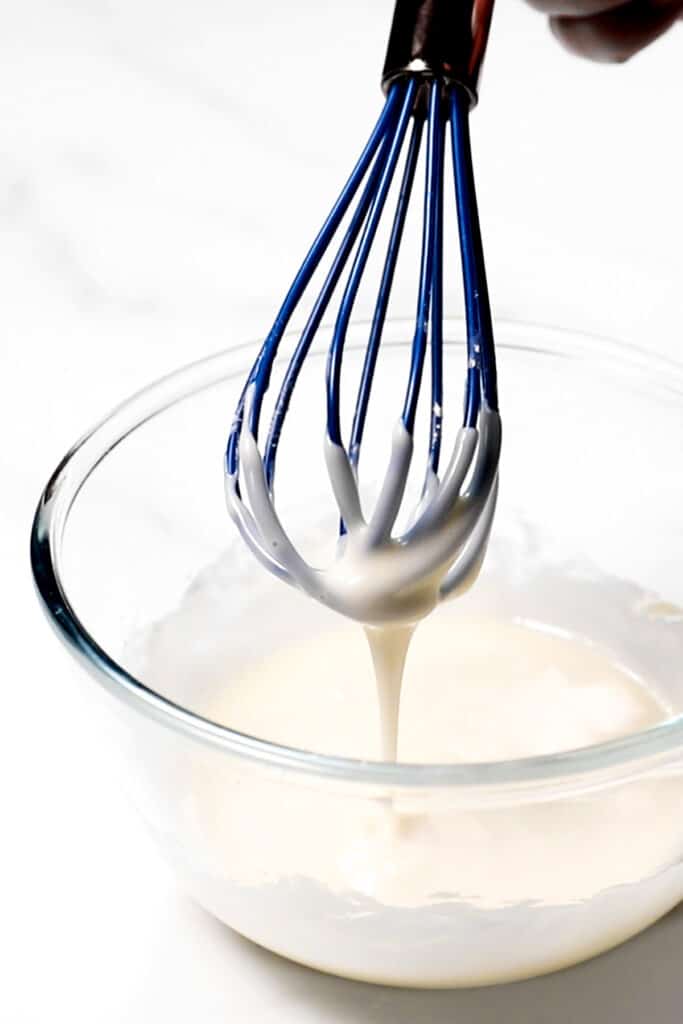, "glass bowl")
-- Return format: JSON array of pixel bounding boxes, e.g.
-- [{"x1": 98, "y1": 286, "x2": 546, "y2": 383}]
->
[{"x1": 31, "y1": 320, "x2": 683, "y2": 988}]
